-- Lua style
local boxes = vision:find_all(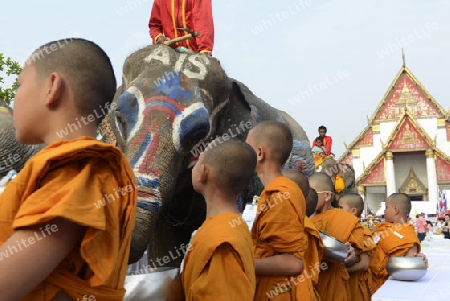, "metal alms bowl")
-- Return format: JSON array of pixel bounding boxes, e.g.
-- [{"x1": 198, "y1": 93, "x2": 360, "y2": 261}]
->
[
  {"x1": 319, "y1": 231, "x2": 348, "y2": 262},
  {"x1": 386, "y1": 256, "x2": 427, "y2": 281}
]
